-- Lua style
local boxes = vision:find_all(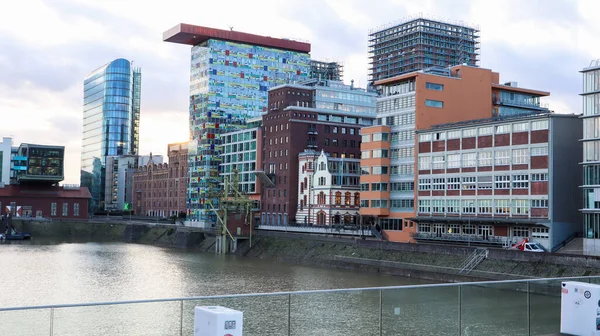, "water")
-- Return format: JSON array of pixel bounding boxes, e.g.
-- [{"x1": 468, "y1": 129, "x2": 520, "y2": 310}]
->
[{"x1": 0, "y1": 242, "x2": 564, "y2": 335}]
